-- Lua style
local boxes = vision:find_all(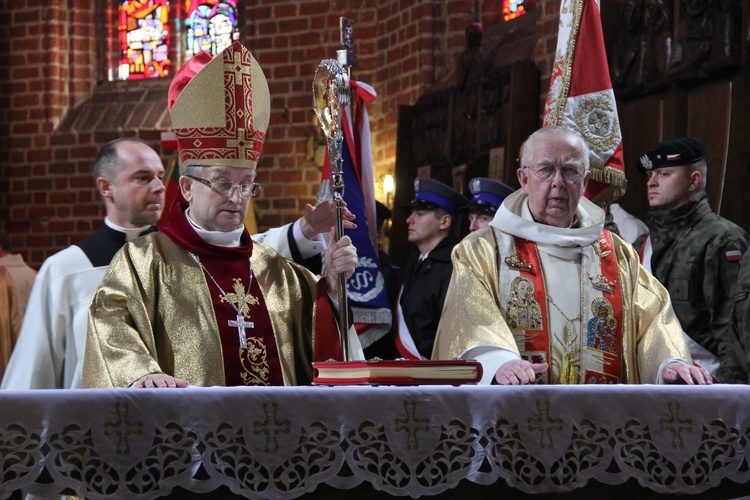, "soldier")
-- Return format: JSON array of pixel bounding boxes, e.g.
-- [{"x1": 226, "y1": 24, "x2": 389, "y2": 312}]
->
[
  {"x1": 462, "y1": 177, "x2": 514, "y2": 232},
  {"x1": 638, "y1": 137, "x2": 750, "y2": 383}
]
